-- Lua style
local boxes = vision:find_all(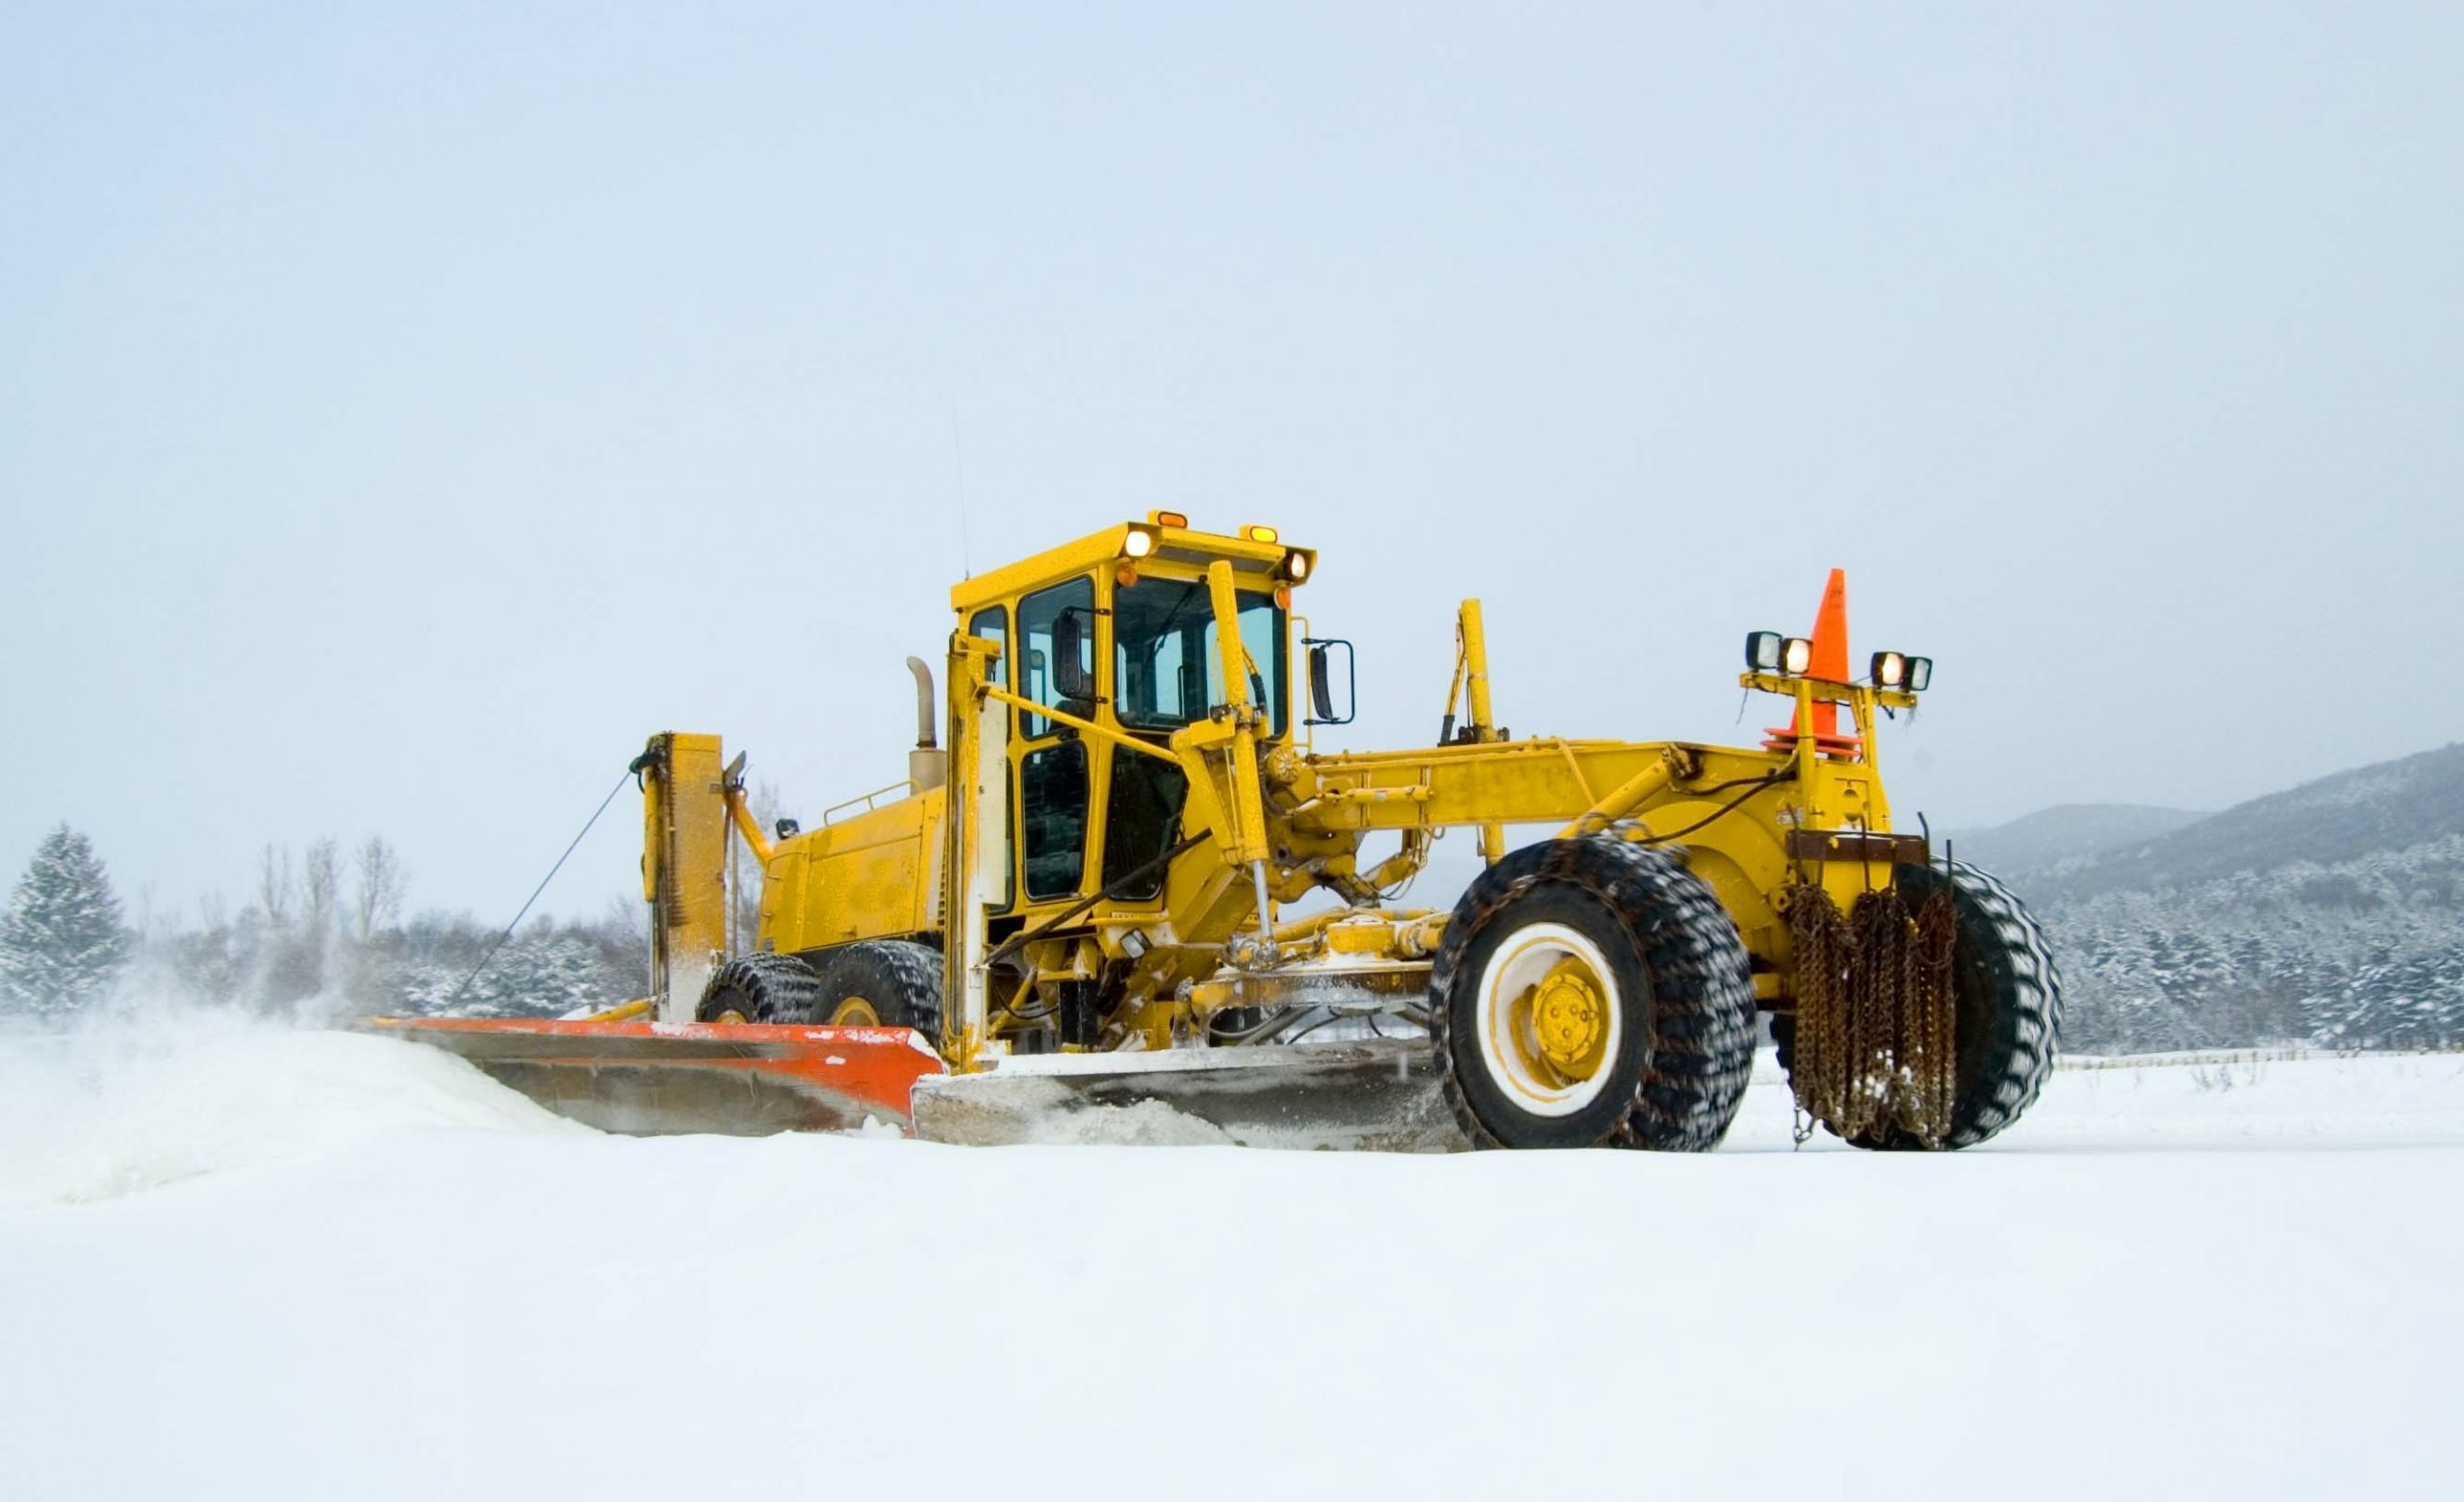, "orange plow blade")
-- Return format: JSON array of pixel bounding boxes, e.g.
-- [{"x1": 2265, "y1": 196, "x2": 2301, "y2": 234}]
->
[{"x1": 364, "y1": 1017, "x2": 946, "y2": 1136}]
